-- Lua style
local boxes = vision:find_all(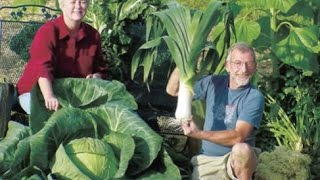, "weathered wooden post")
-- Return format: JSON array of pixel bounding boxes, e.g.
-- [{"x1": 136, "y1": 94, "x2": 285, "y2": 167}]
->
[{"x1": 0, "y1": 82, "x2": 12, "y2": 138}]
